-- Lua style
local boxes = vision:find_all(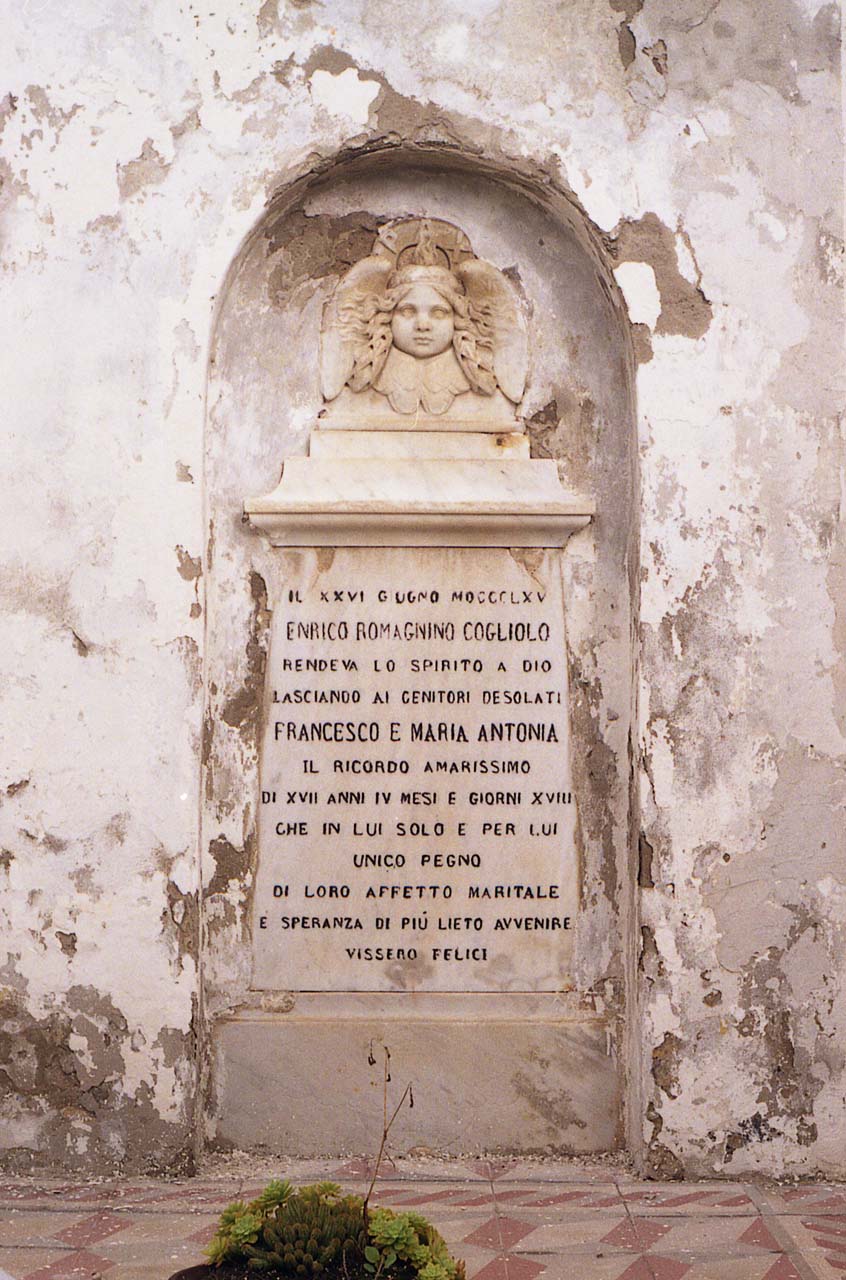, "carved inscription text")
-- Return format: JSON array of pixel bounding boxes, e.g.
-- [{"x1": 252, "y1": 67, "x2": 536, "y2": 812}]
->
[{"x1": 252, "y1": 548, "x2": 579, "y2": 993}]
